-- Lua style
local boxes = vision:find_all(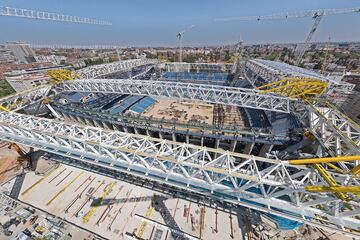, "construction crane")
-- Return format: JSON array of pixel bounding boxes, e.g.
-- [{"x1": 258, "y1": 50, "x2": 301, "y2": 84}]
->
[
  {"x1": 0, "y1": 6, "x2": 111, "y2": 25},
  {"x1": 215, "y1": 7, "x2": 360, "y2": 65},
  {"x1": 176, "y1": 25, "x2": 195, "y2": 62}
]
